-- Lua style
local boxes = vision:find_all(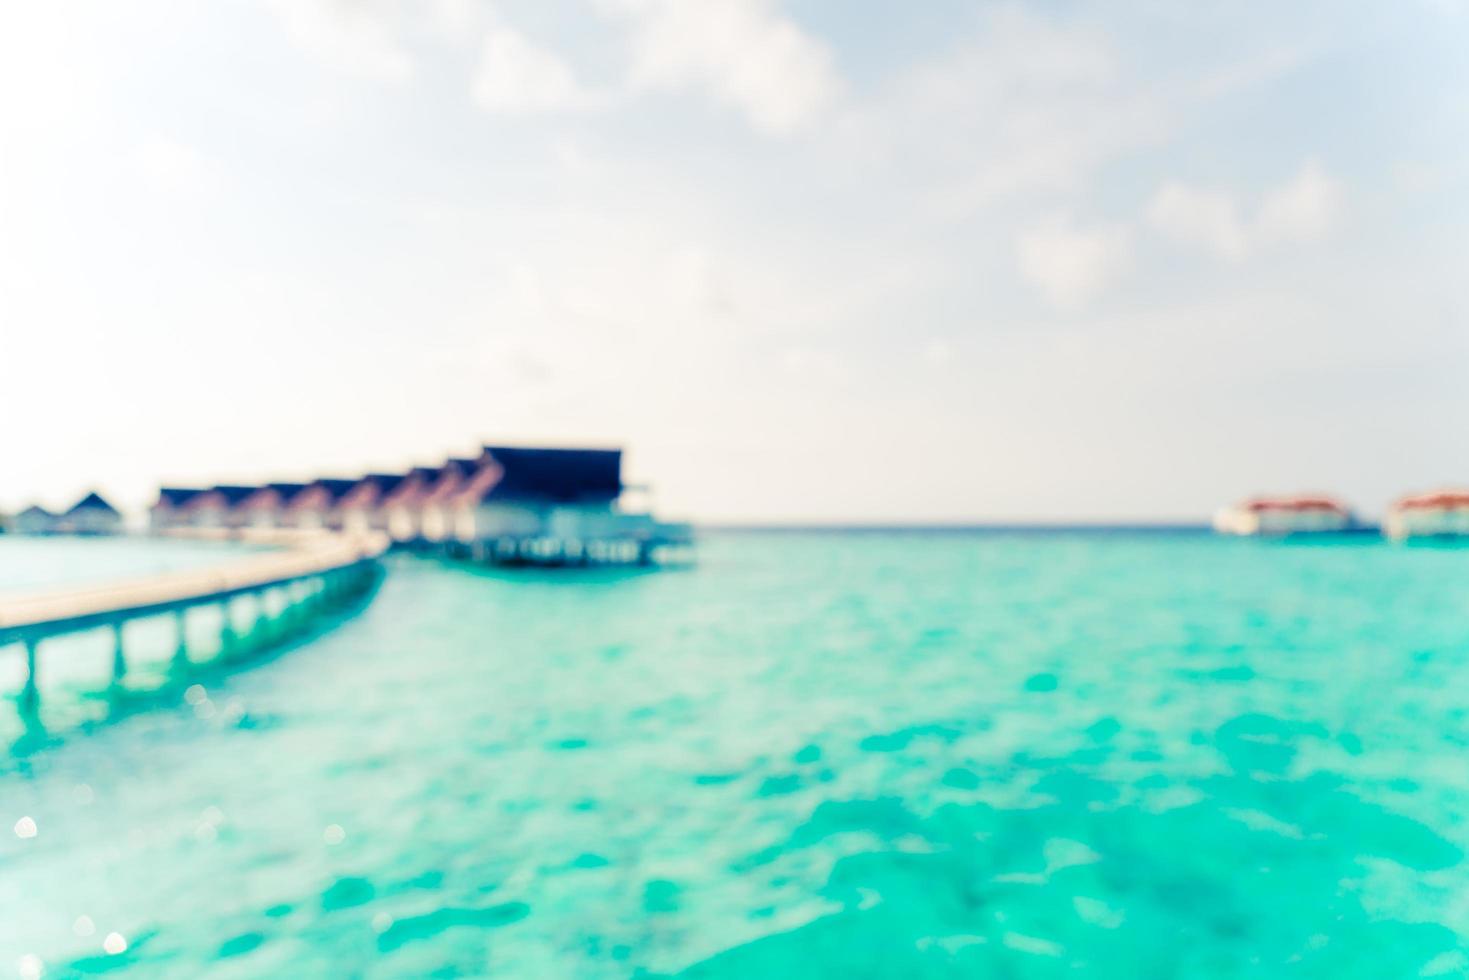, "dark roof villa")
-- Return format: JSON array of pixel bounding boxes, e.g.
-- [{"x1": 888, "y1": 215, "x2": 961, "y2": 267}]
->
[{"x1": 478, "y1": 446, "x2": 623, "y2": 504}]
